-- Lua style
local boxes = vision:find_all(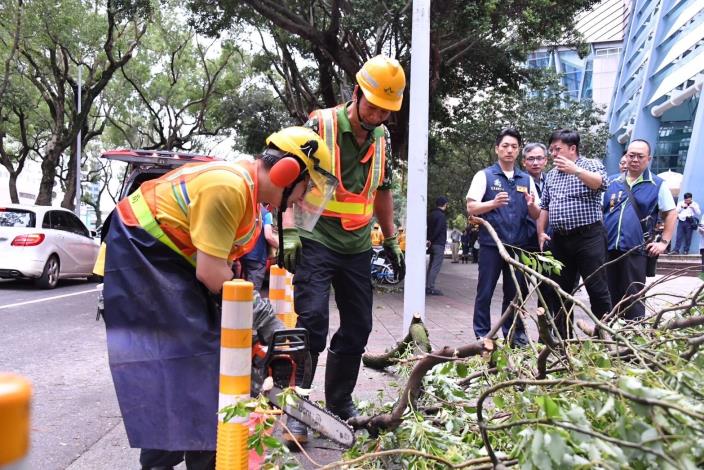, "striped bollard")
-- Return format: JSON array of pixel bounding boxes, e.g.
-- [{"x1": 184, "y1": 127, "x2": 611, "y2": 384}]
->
[
  {"x1": 283, "y1": 271, "x2": 297, "y2": 328},
  {"x1": 269, "y1": 266, "x2": 297, "y2": 328},
  {"x1": 0, "y1": 374, "x2": 32, "y2": 469},
  {"x1": 216, "y1": 280, "x2": 253, "y2": 470}
]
